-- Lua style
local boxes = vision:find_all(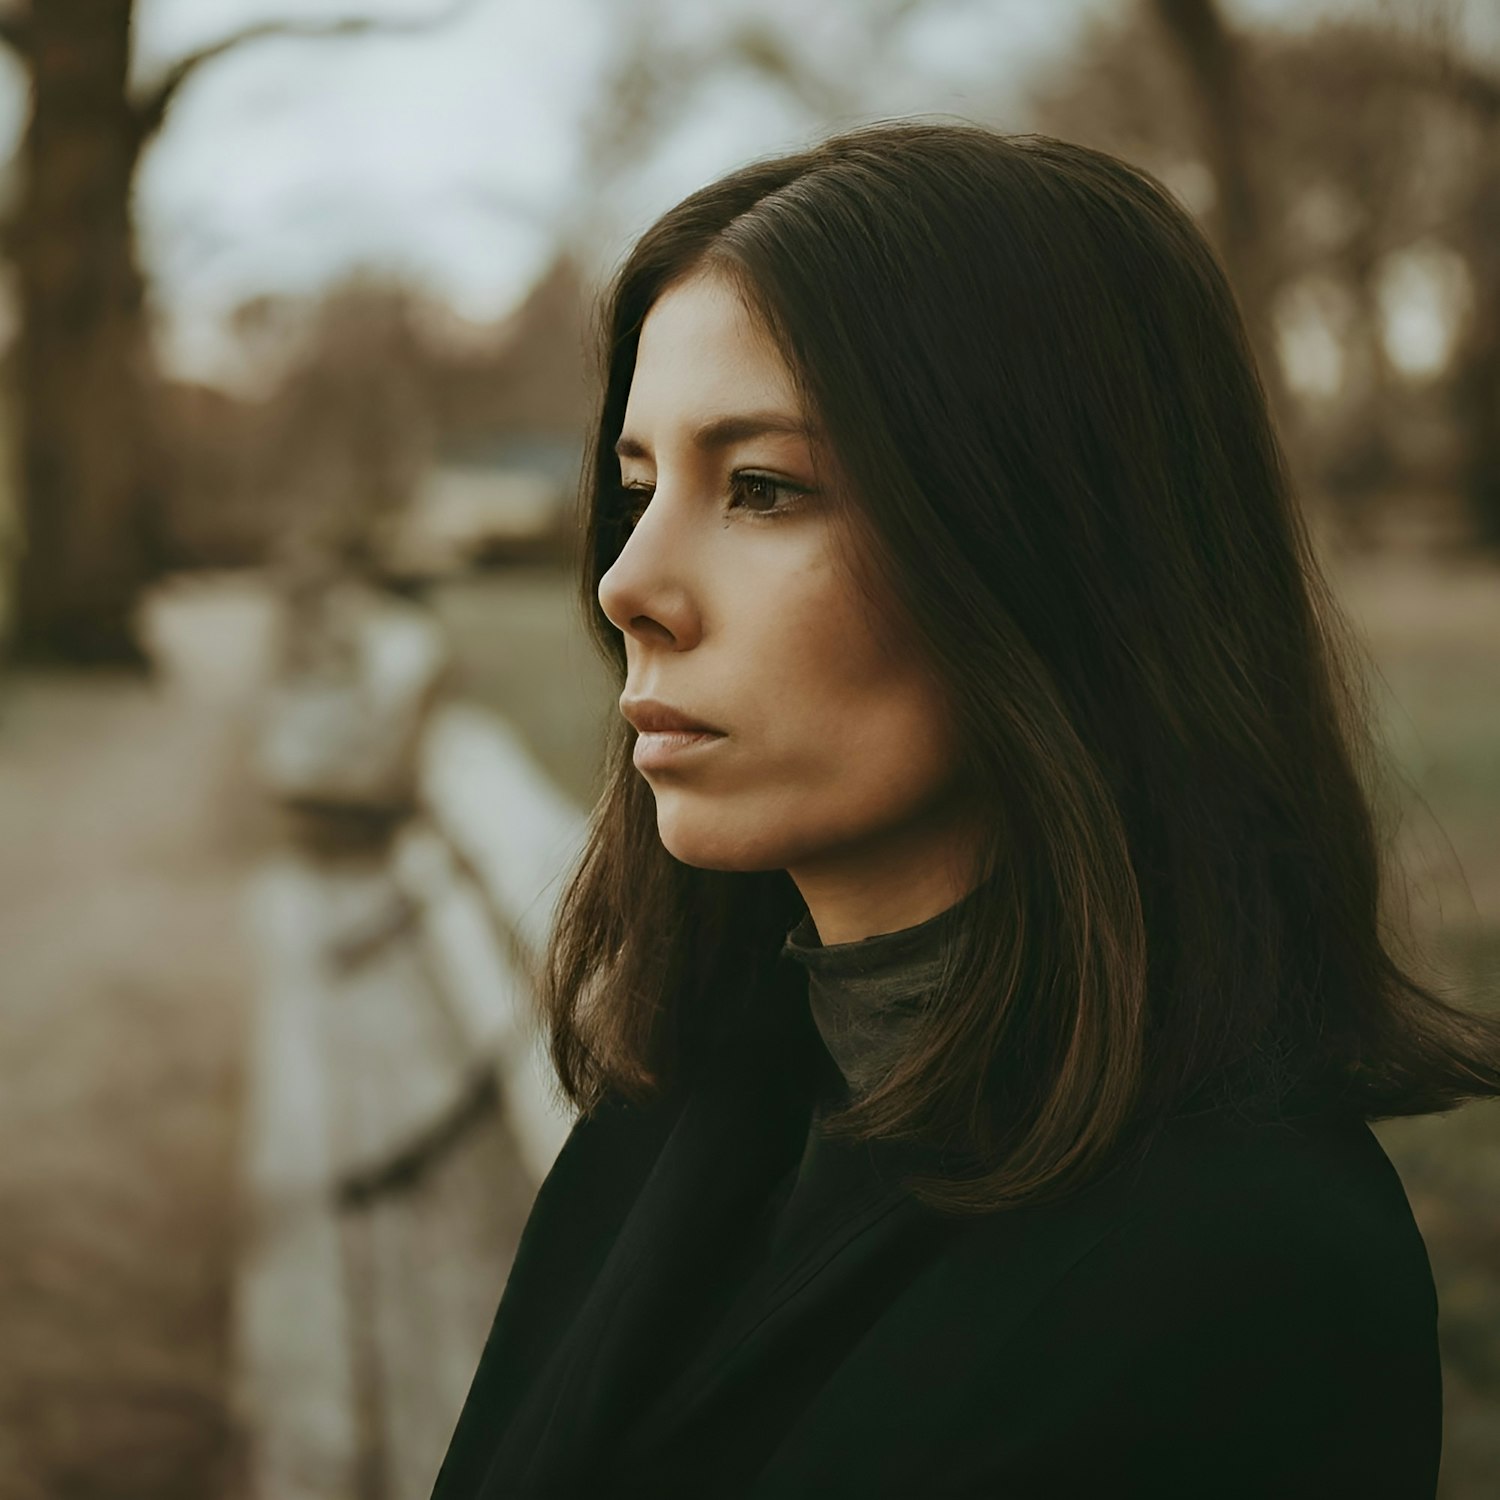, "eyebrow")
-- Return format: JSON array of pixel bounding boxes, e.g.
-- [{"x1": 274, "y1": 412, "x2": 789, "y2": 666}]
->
[{"x1": 614, "y1": 412, "x2": 815, "y2": 460}]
